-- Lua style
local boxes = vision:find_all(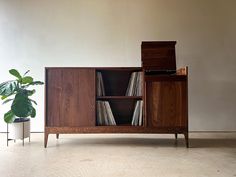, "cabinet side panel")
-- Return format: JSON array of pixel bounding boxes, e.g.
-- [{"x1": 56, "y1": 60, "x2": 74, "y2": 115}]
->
[
  {"x1": 46, "y1": 68, "x2": 95, "y2": 127},
  {"x1": 146, "y1": 81, "x2": 187, "y2": 128}
]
